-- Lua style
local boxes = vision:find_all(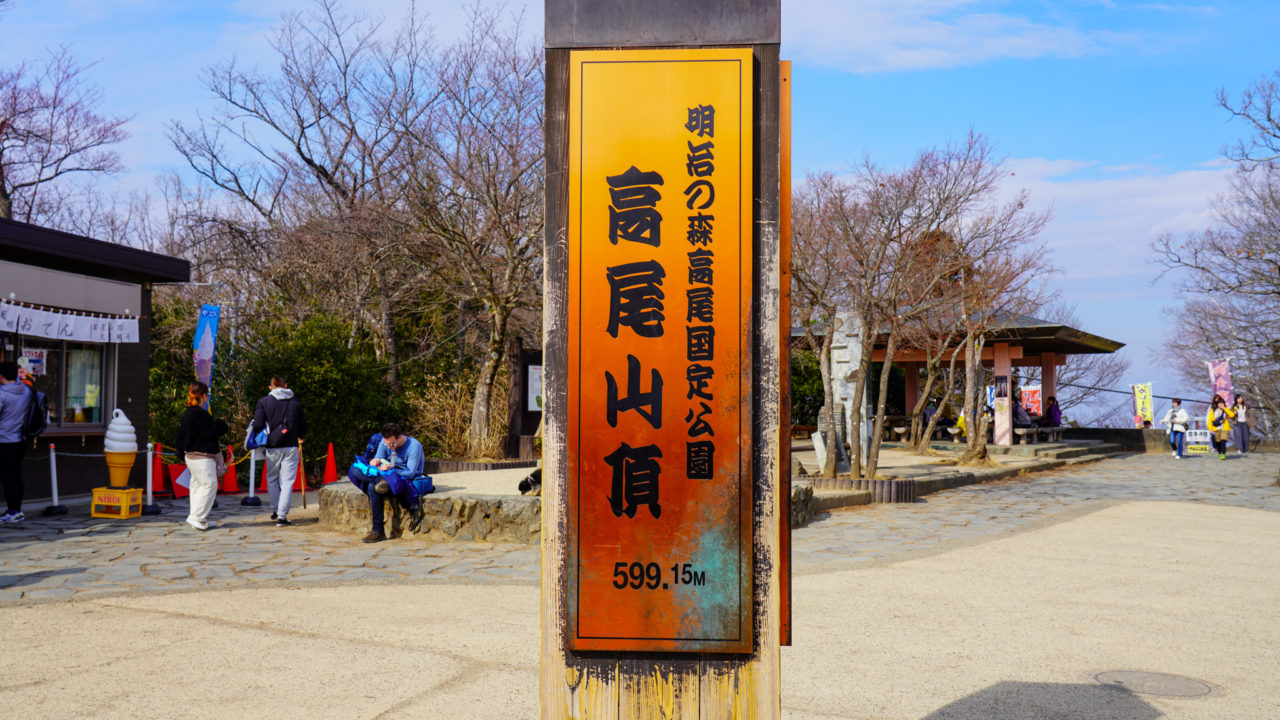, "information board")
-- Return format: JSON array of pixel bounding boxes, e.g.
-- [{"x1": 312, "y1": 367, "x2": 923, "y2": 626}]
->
[{"x1": 566, "y1": 48, "x2": 754, "y2": 653}]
